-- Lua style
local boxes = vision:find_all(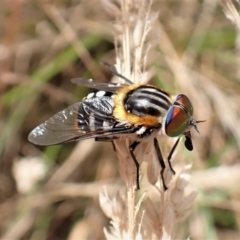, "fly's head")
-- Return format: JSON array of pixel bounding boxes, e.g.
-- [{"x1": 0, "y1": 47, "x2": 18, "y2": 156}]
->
[{"x1": 162, "y1": 94, "x2": 205, "y2": 151}]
